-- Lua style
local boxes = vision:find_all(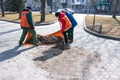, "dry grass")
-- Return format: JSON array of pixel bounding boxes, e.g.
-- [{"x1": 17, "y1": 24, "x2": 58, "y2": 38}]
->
[
  {"x1": 1, "y1": 13, "x2": 120, "y2": 37},
  {"x1": 32, "y1": 13, "x2": 57, "y2": 23},
  {"x1": 0, "y1": 12, "x2": 57, "y2": 23},
  {"x1": 0, "y1": 13, "x2": 20, "y2": 22},
  {"x1": 85, "y1": 16, "x2": 120, "y2": 37}
]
